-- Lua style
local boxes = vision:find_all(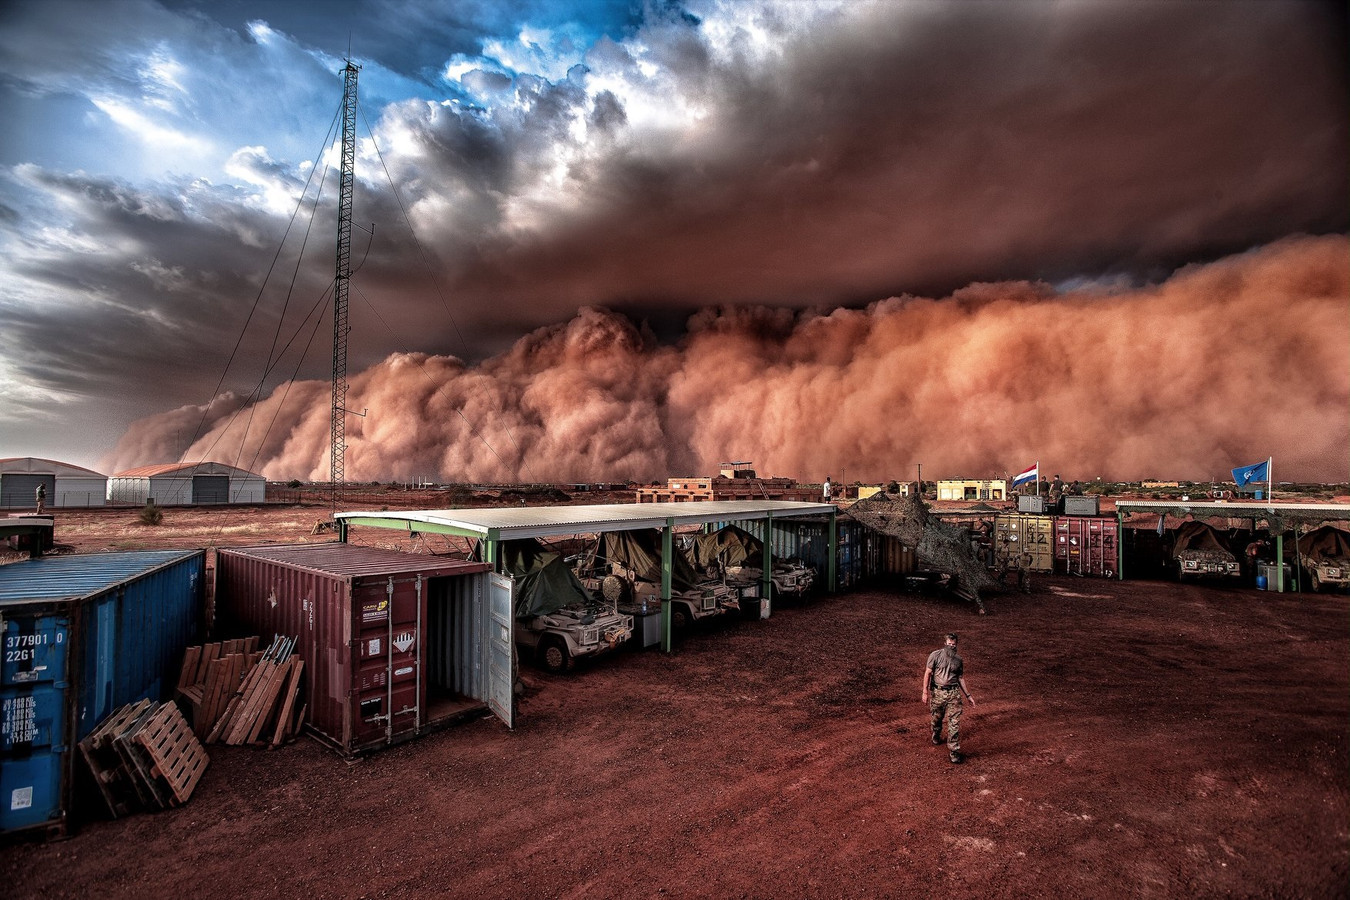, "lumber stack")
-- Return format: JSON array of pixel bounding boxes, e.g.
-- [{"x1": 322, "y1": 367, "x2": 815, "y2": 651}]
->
[
  {"x1": 78, "y1": 699, "x2": 209, "y2": 817},
  {"x1": 206, "y1": 635, "x2": 306, "y2": 748},
  {"x1": 177, "y1": 636, "x2": 261, "y2": 737}
]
